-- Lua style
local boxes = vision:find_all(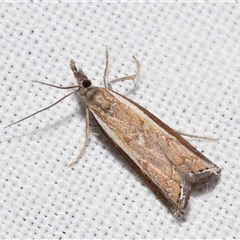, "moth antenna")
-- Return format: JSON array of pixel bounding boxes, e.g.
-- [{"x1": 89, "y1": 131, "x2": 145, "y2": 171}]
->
[
  {"x1": 4, "y1": 89, "x2": 79, "y2": 129},
  {"x1": 32, "y1": 80, "x2": 79, "y2": 89}
]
